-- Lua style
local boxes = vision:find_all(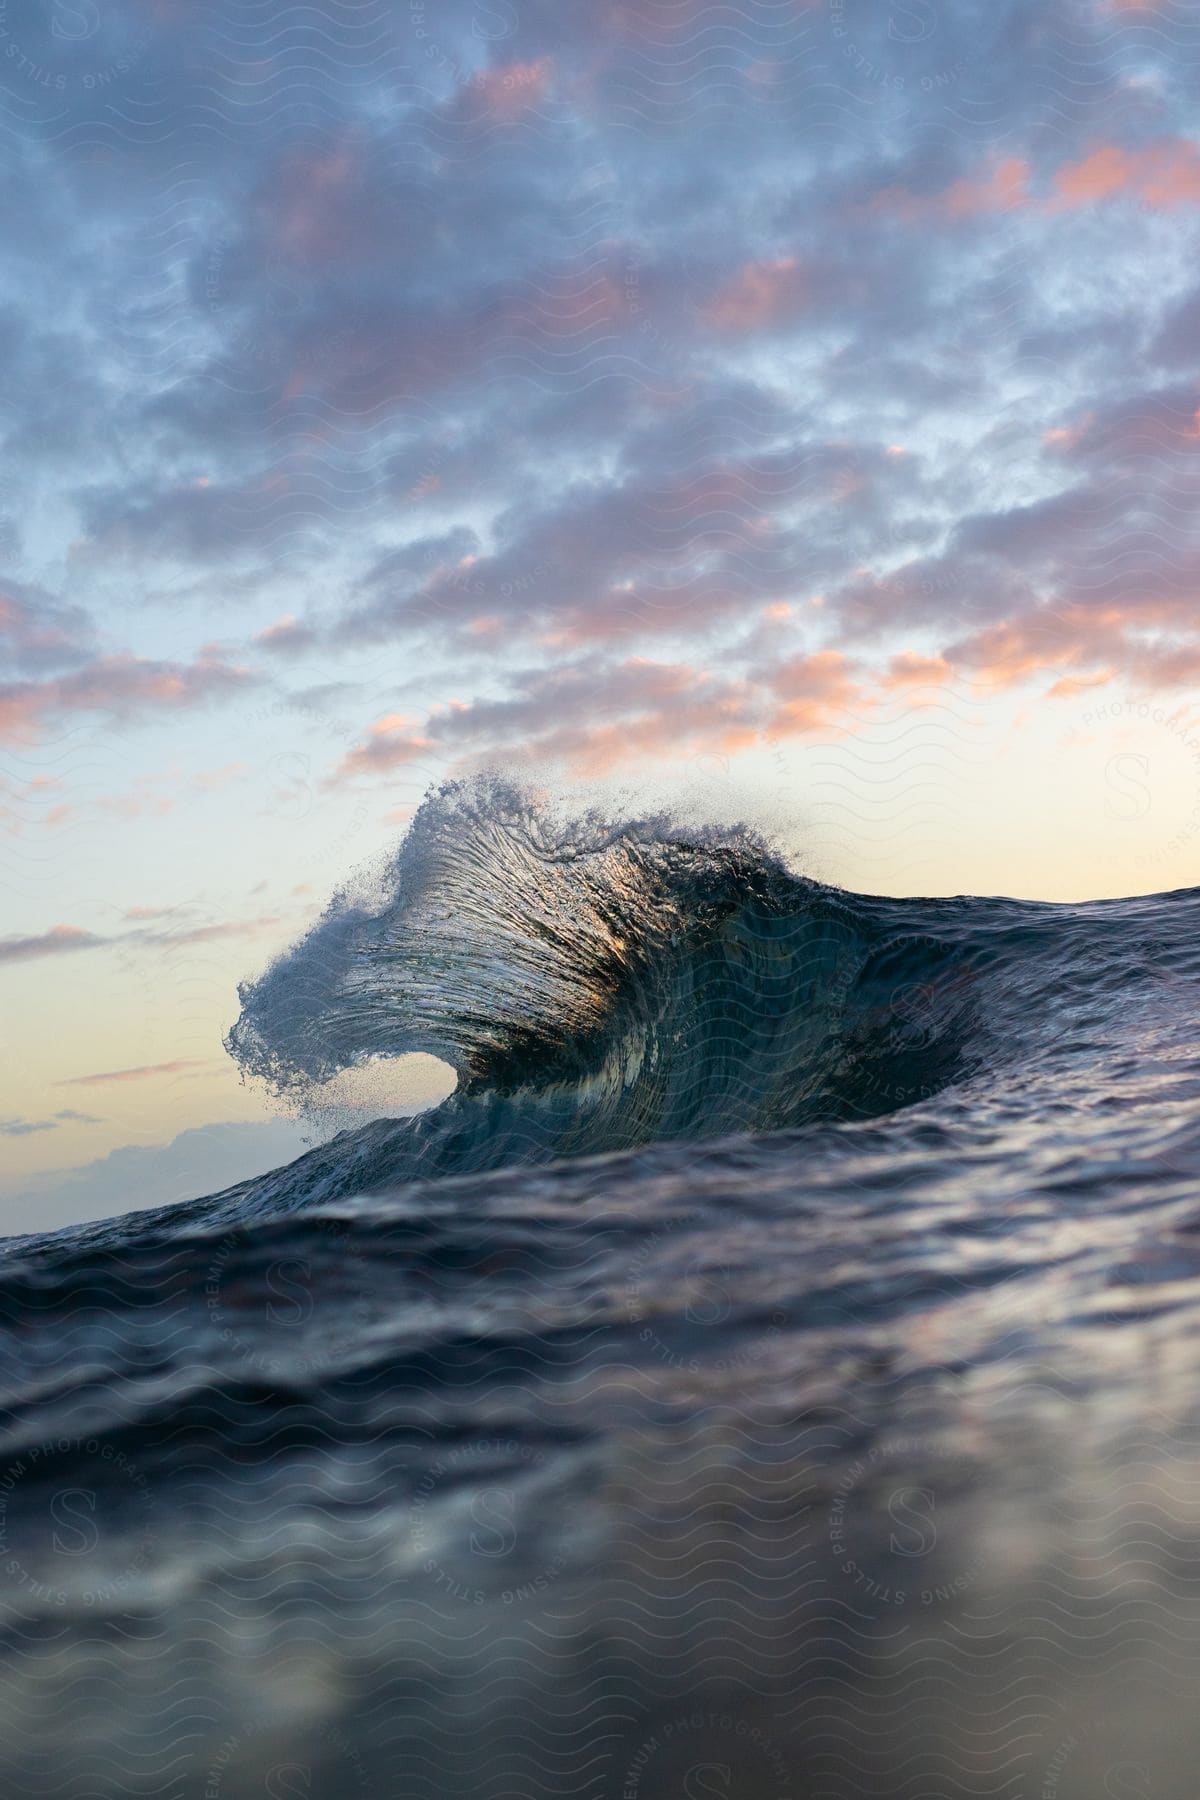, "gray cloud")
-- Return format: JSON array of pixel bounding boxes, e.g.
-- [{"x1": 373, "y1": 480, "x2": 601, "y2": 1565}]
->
[
  {"x1": 0, "y1": 1110, "x2": 103, "y2": 1137},
  {"x1": 0, "y1": 926, "x2": 105, "y2": 965},
  {"x1": 0, "y1": 0, "x2": 1197, "y2": 793}
]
